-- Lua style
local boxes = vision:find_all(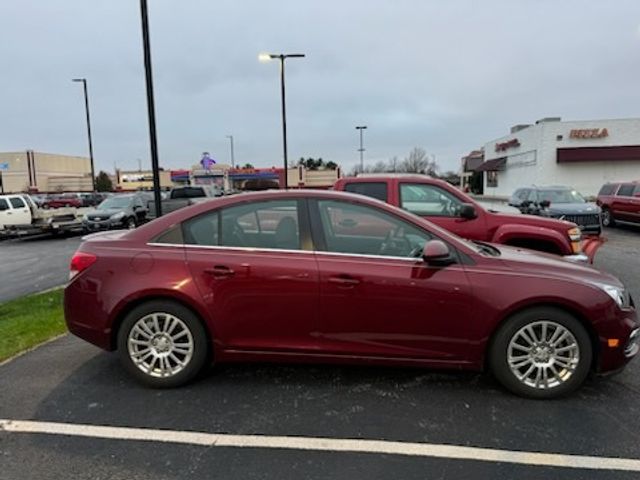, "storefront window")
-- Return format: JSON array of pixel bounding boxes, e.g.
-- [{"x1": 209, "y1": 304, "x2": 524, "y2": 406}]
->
[{"x1": 487, "y1": 171, "x2": 498, "y2": 188}]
